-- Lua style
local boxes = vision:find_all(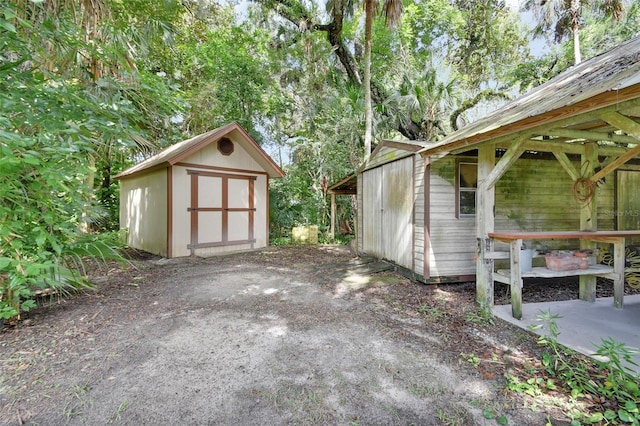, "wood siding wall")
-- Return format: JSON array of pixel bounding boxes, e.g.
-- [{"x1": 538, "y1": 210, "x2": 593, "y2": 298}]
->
[
  {"x1": 359, "y1": 150, "x2": 628, "y2": 282},
  {"x1": 357, "y1": 173, "x2": 363, "y2": 253},
  {"x1": 119, "y1": 169, "x2": 168, "y2": 257},
  {"x1": 360, "y1": 155, "x2": 415, "y2": 270},
  {"x1": 413, "y1": 155, "x2": 426, "y2": 277},
  {"x1": 366, "y1": 146, "x2": 414, "y2": 170},
  {"x1": 428, "y1": 157, "x2": 477, "y2": 277},
  {"x1": 428, "y1": 154, "x2": 619, "y2": 278},
  {"x1": 494, "y1": 156, "x2": 615, "y2": 250}
]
